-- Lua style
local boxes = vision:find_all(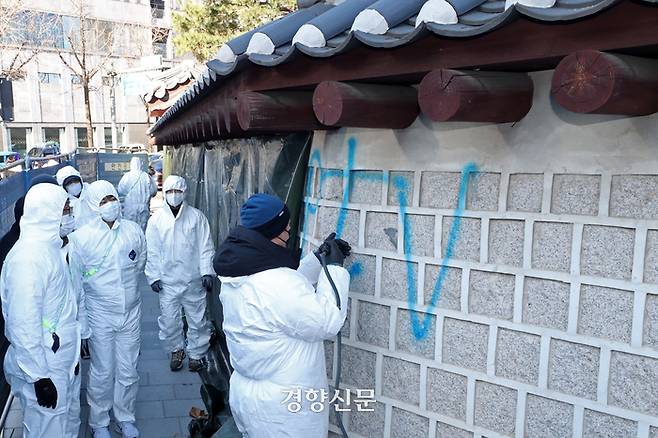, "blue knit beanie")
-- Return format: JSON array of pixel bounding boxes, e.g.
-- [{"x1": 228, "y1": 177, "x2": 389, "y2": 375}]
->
[{"x1": 240, "y1": 193, "x2": 290, "y2": 239}]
